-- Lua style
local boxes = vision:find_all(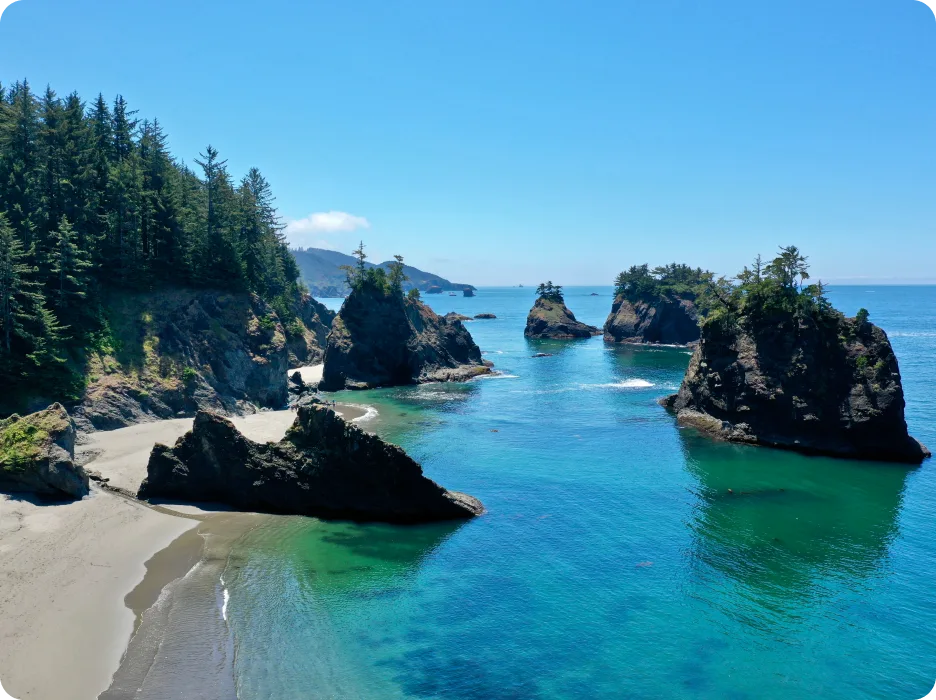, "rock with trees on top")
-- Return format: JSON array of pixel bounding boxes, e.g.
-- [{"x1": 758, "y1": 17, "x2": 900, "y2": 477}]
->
[
  {"x1": 524, "y1": 282, "x2": 600, "y2": 339},
  {"x1": 662, "y1": 246, "x2": 930, "y2": 464},
  {"x1": 320, "y1": 244, "x2": 491, "y2": 391},
  {"x1": 604, "y1": 263, "x2": 710, "y2": 346}
]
